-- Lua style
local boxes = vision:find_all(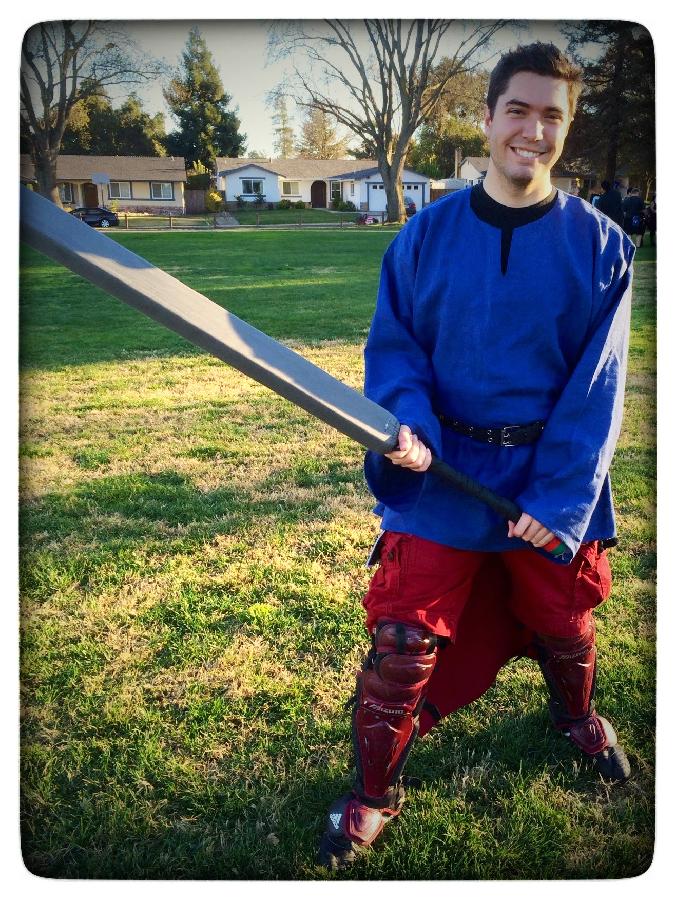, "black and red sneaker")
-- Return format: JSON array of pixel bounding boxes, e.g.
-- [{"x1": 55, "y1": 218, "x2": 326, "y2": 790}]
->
[
  {"x1": 318, "y1": 782, "x2": 406, "y2": 870},
  {"x1": 553, "y1": 708, "x2": 631, "y2": 781}
]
